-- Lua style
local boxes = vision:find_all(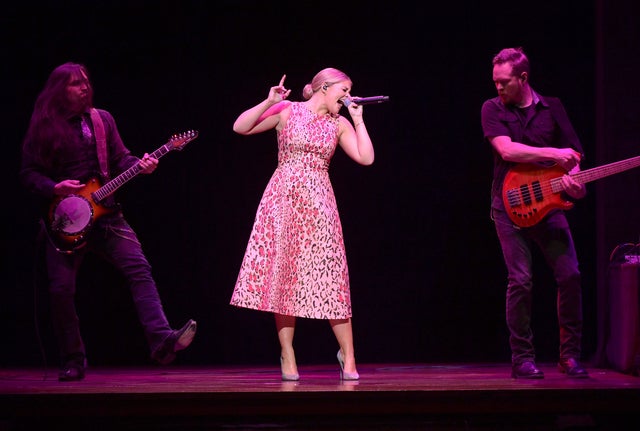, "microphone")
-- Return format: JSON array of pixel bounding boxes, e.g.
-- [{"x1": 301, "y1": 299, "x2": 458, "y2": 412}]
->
[{"x1": 342, "y1": 96, "x2": 389, "y2": 107}]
